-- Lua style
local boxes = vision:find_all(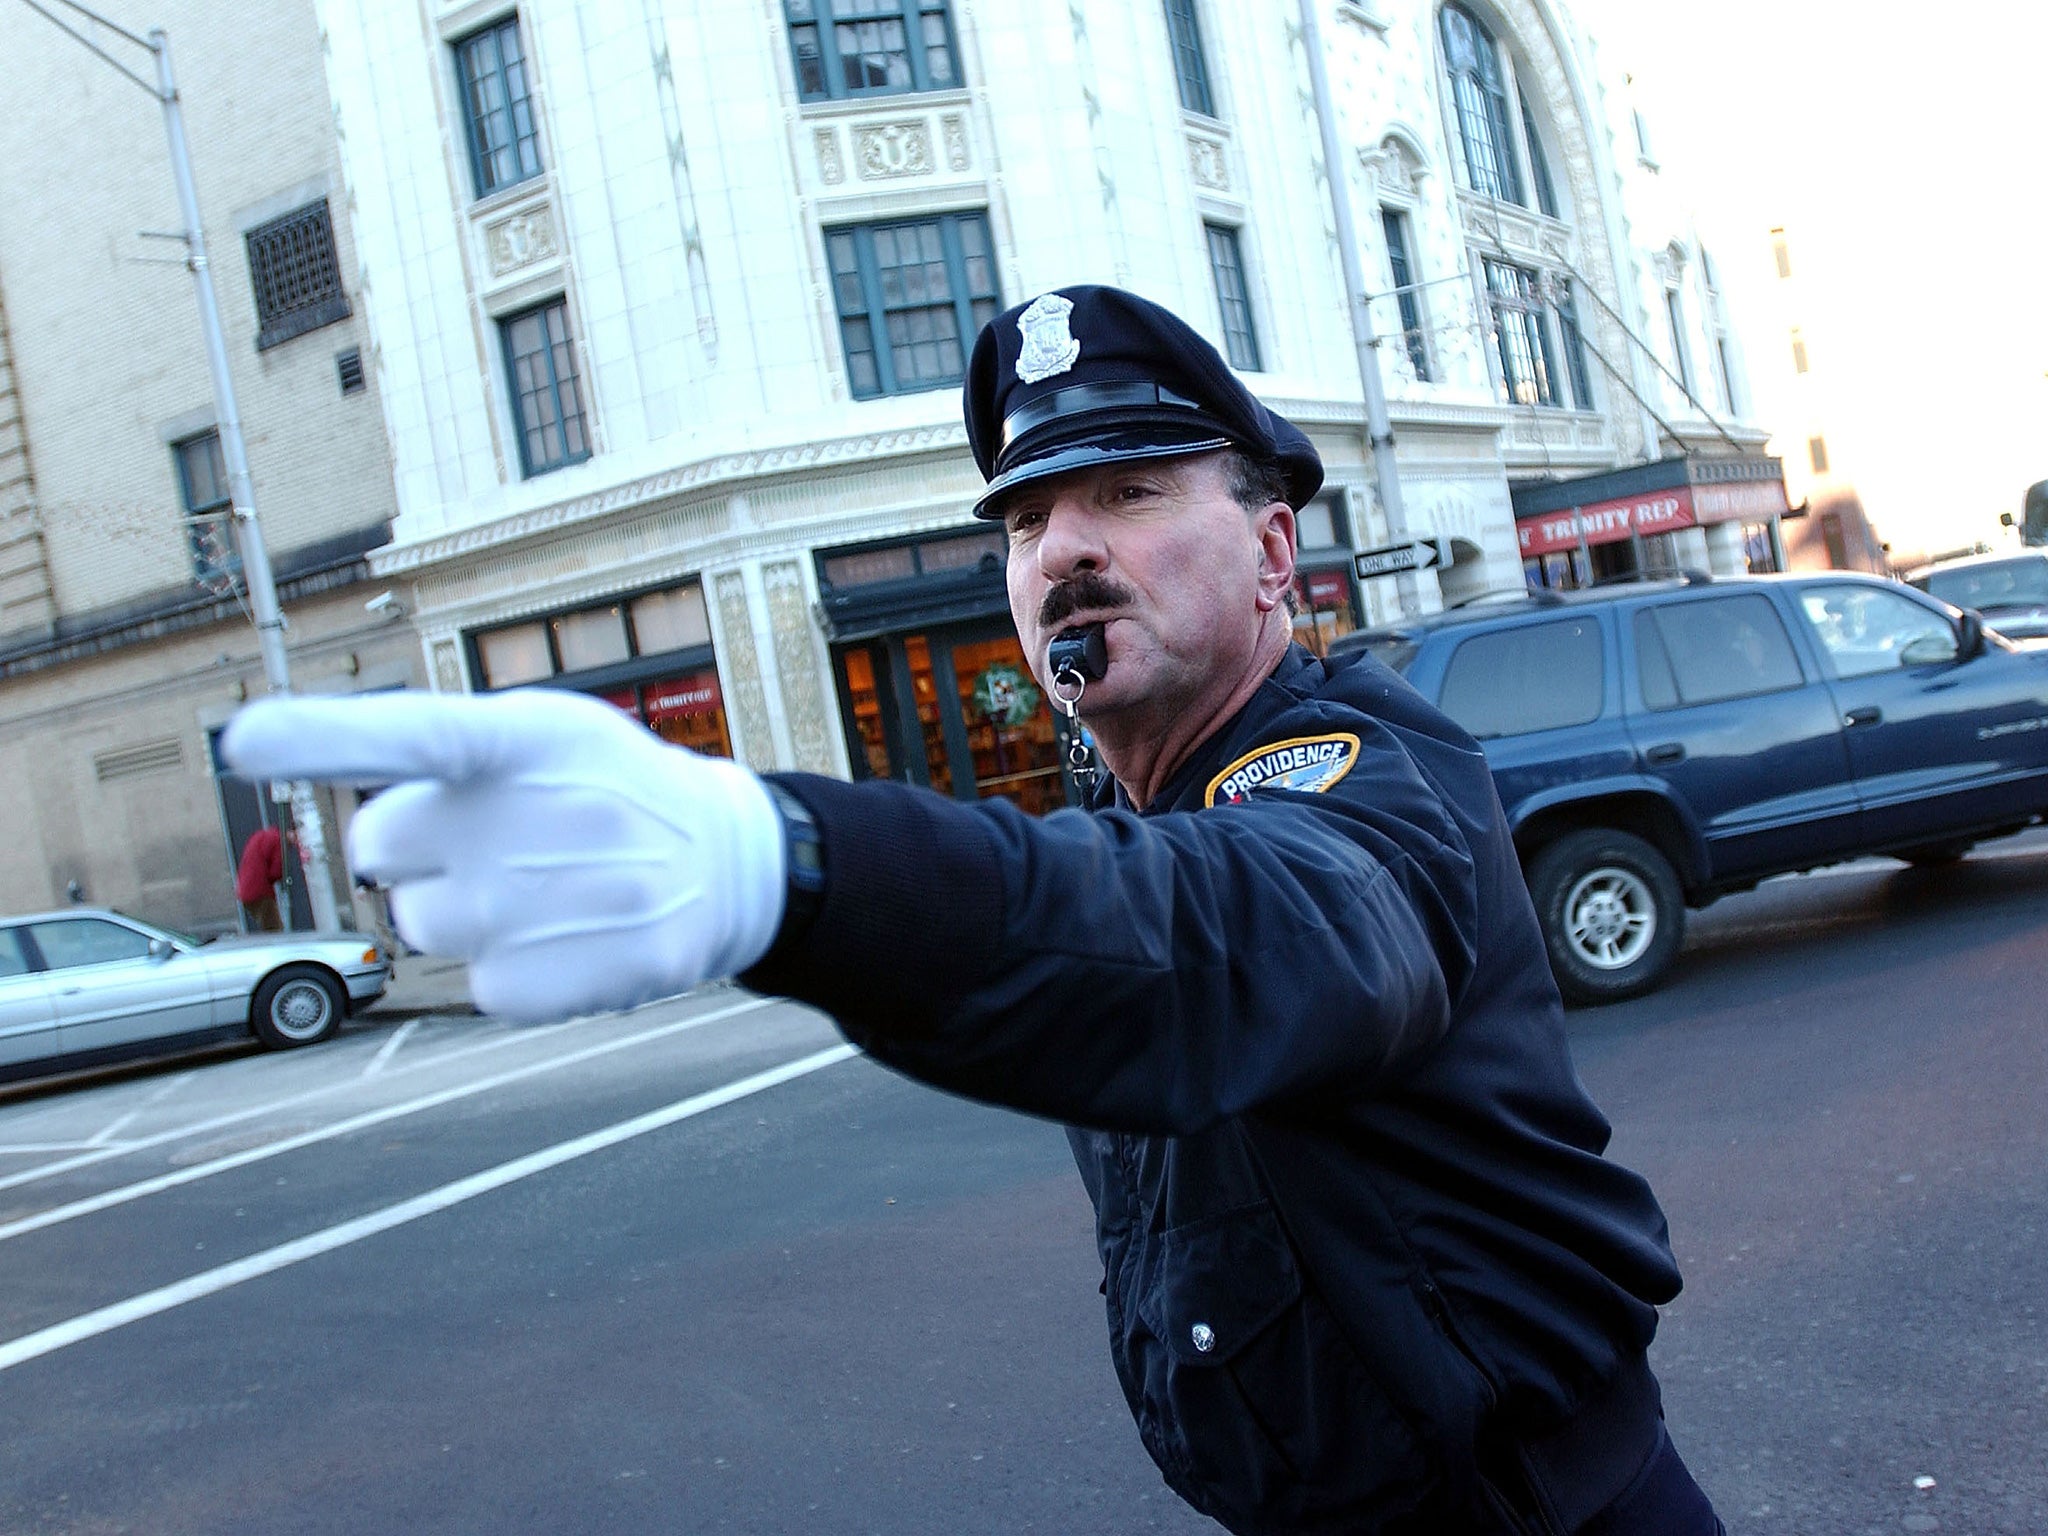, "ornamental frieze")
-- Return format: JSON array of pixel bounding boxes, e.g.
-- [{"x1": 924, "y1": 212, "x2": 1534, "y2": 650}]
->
[
  {"x1": 856, "y1": 121, "x2": 933, "y2": 179},
  {"x1": 483, "y1": 204, "x2": 559, "y2": 277}
]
